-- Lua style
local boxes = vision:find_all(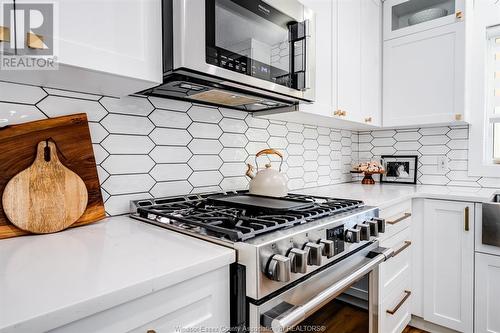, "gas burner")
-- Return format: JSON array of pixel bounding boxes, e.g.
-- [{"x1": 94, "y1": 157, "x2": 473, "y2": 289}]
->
[{"x1": 131, "y1": 191, "x2": 364, "y2": 242}]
